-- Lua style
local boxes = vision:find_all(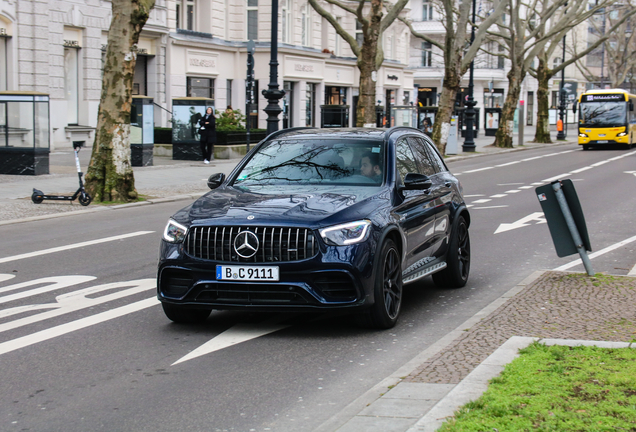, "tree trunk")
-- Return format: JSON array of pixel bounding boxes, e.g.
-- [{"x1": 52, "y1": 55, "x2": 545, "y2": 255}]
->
[
  {"x1": 85, "y1": 0, "x2": 155, "y2": 202},
  {"x1": 431, "y1": 68, "x2": 461, "y2": 154},
  {"x1": 356, "y1": 39, "x2": 379, "y2": 126},
  {"x1": 533, "y1": 58, "x2": 552, "y2": 143},
  {"x1": 494, "y1": 67, "x2": 523, "y2": 148}
]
